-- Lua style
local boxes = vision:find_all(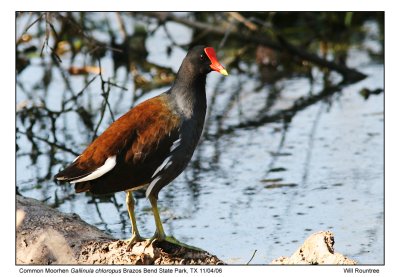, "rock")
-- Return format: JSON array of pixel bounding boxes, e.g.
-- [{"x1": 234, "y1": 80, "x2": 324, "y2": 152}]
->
[
  {"x1": 16, "y1": 195, "x2": 224, "y2": 265},
  {"x1": 270, "y1": 231, "x2": 357, "y2": 264},
  {"x1": 16, "y1": 195, "x2": 356, "y2": 265}
]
